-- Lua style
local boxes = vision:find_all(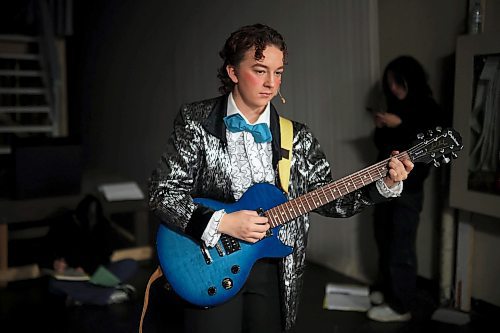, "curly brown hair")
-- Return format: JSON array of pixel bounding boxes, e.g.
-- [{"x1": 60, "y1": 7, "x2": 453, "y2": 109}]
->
[{"x1": 217, "y1": 23, "x2": 288, "y2": 95}]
